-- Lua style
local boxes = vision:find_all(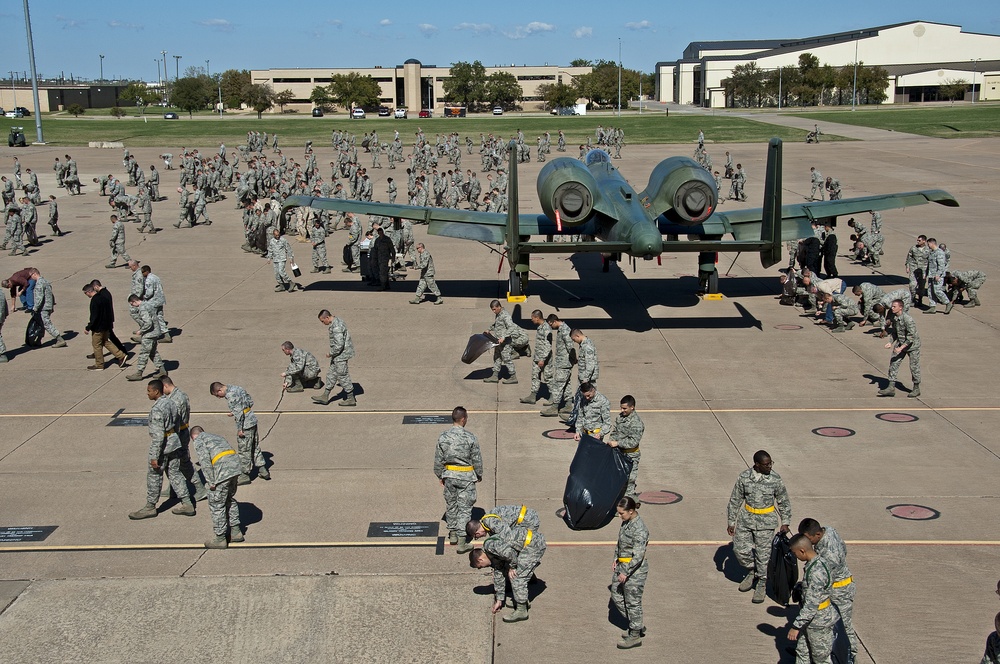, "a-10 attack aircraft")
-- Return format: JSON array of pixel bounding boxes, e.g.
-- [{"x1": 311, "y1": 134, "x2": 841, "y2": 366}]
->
[{"x1": 280, "y1": 138, "x2": 958, "y2": 301}]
